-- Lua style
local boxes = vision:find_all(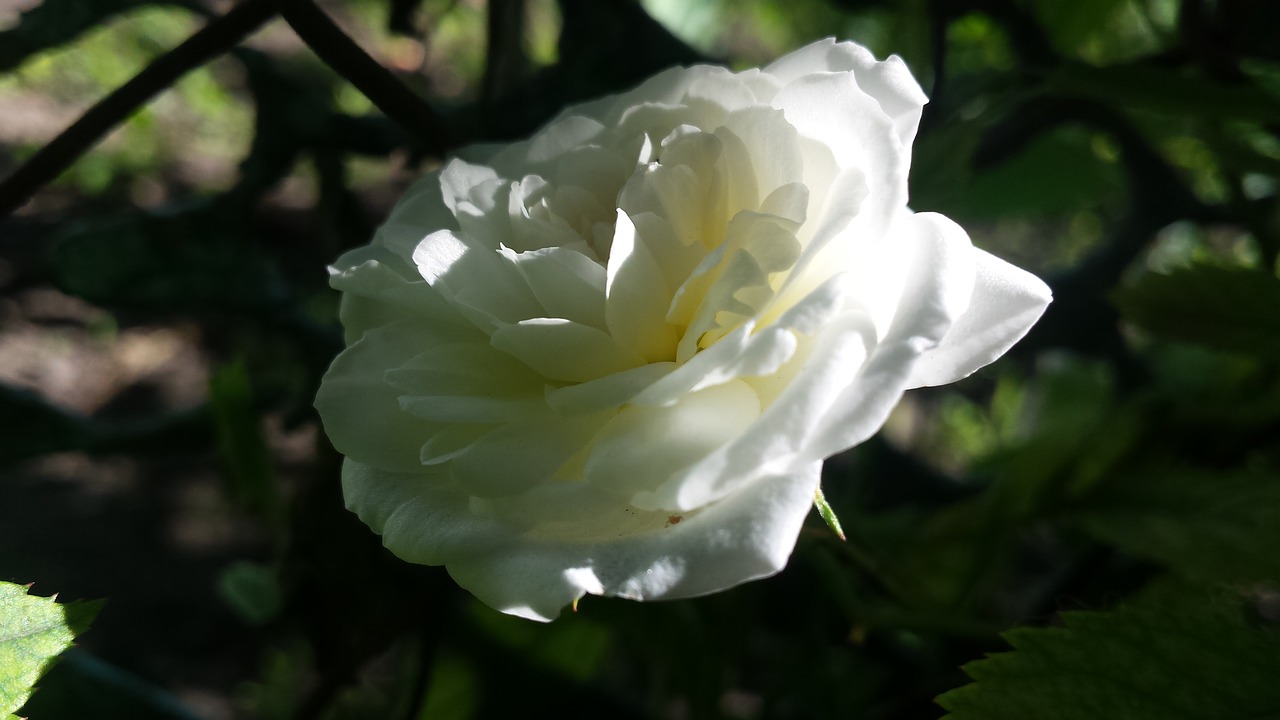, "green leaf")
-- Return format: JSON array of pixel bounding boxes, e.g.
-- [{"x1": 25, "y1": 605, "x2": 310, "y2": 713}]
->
[
  {"x1": 1113, "y1": 265, "x2": 1280, "y2": 360},
  {"x1": 1065, "y1": 468, "x2": 1280, "y2": 584},
  {"x1": 937, "y1": 582, "x2": 1280, "y2": 719},
  {"x1": 217, "y1": 562, "x2": 282, "y2": 626},
  {"x1": 0, "y1": 582, "x2": 102, "y2": 716}
]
